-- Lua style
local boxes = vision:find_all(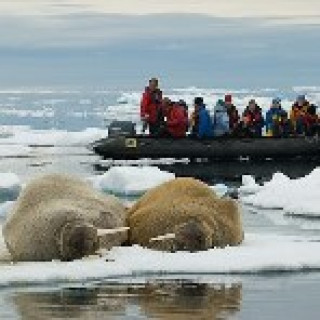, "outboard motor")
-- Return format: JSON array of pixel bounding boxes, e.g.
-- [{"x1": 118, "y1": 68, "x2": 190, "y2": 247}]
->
[{"x1": 108, "y1": 121, "x2": 136, "y2": 138}]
